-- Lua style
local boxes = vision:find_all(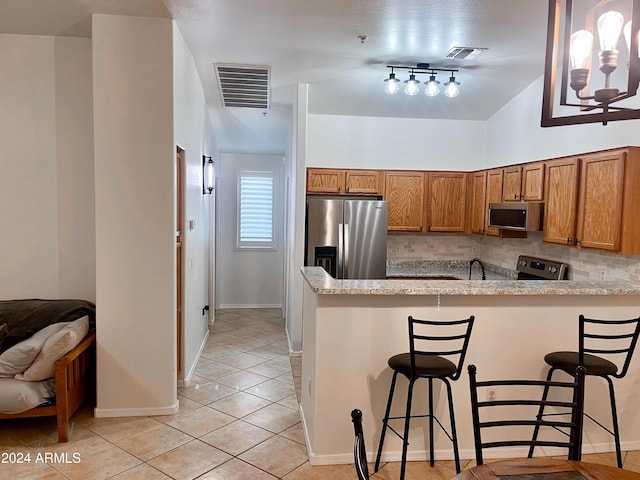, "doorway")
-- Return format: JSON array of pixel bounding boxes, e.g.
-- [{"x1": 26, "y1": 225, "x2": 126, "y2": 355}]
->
[{"x1": 176, "y1": 146, "x2": 185, "y2": 376}]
